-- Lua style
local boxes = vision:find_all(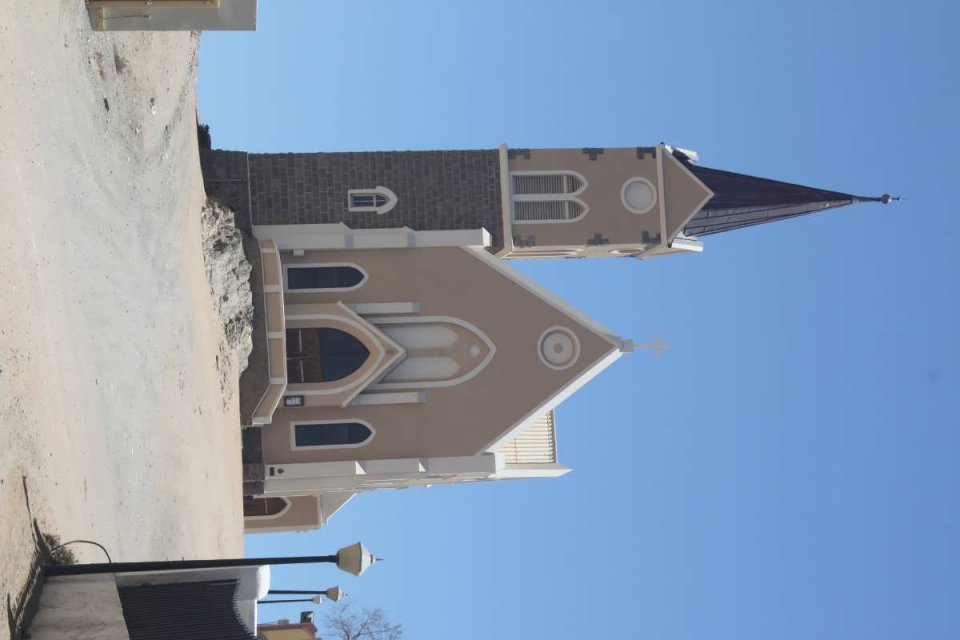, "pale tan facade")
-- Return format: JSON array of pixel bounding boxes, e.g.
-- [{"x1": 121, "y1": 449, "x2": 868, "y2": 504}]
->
[
  {"x1": 244, "y1": 242, "x2": 625, "y2": 532},
  {"x1": 240, "y1": 143, "x2": 718, "y2": 532},
  {"x1": 237, "y1": 141, "x2": 878, "y2": 532}
]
